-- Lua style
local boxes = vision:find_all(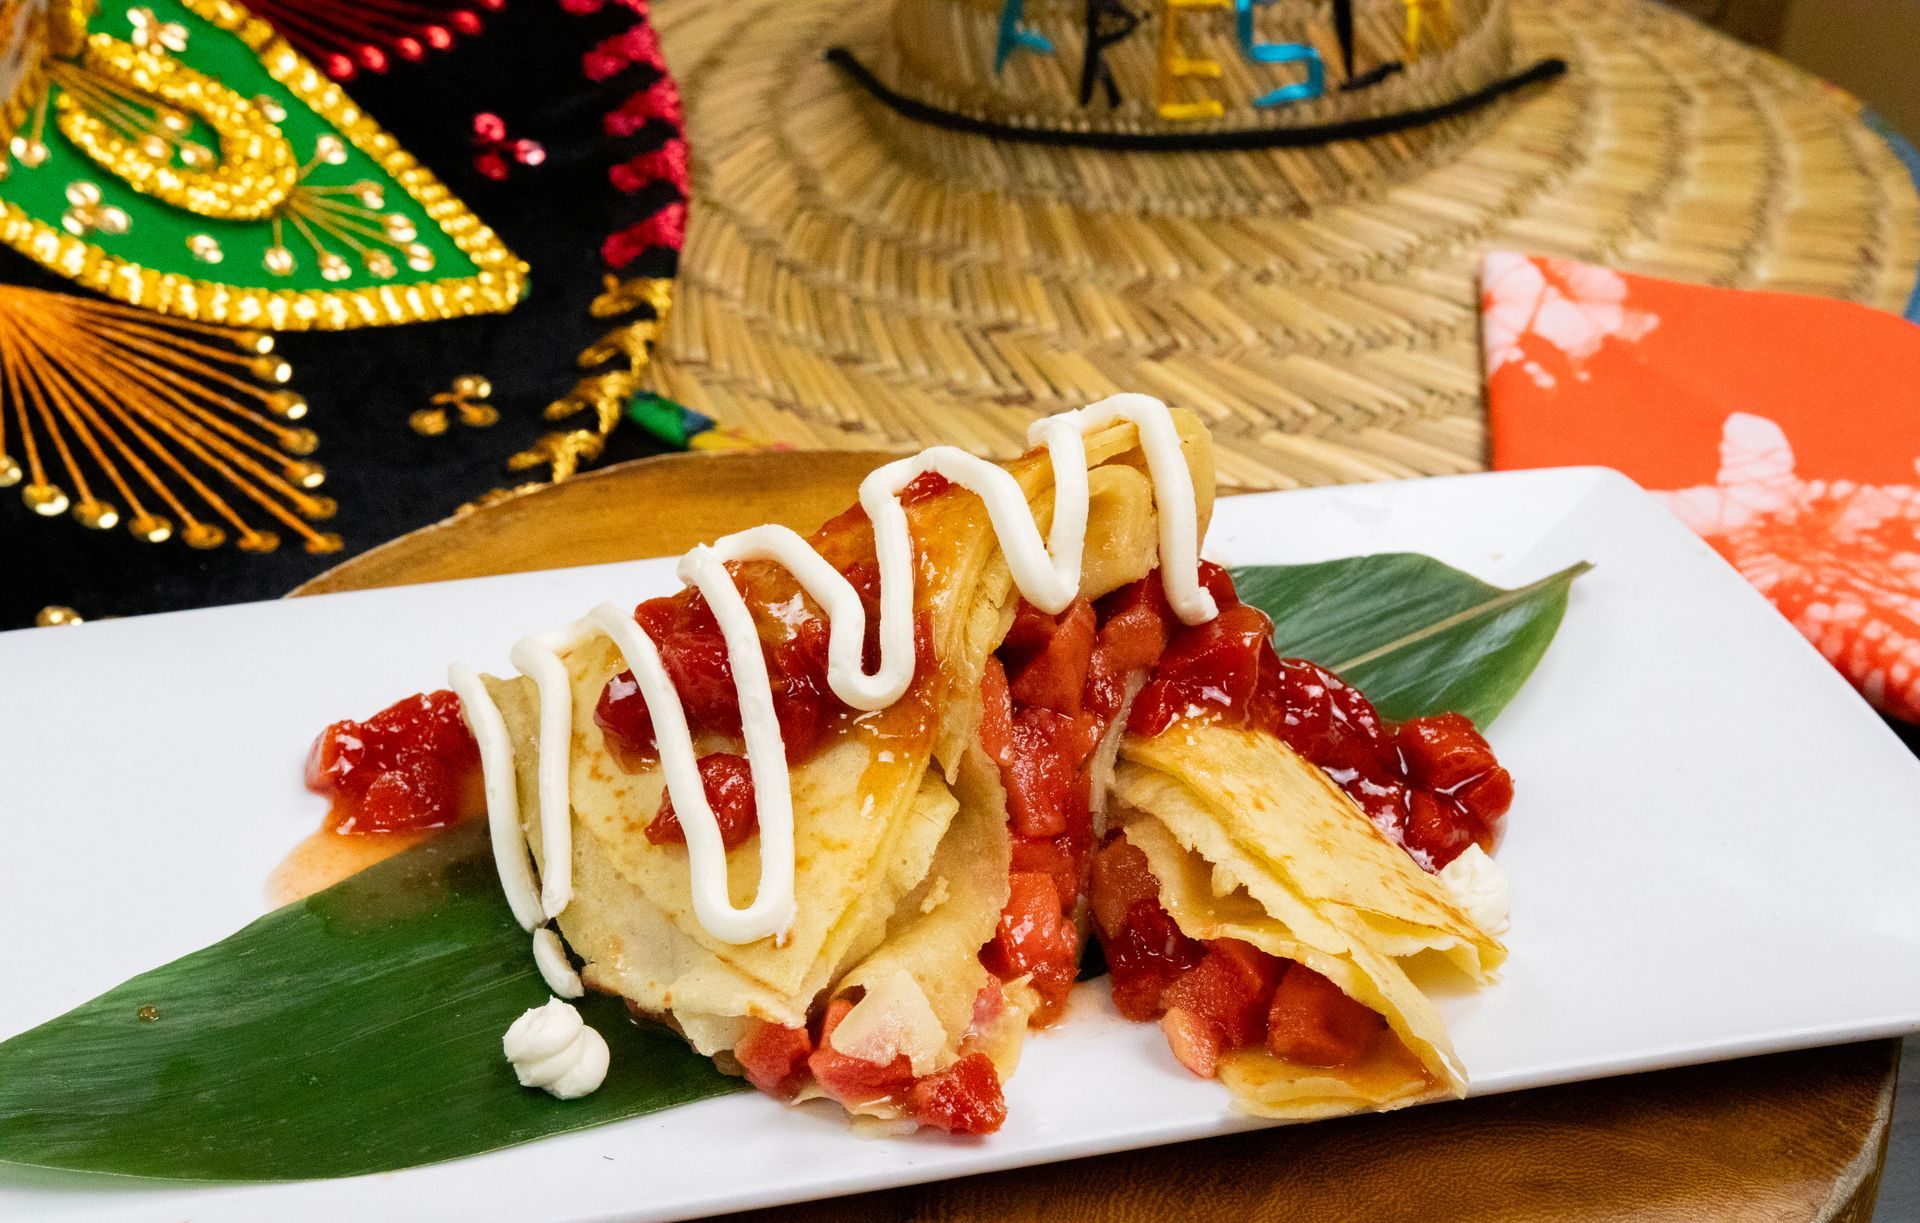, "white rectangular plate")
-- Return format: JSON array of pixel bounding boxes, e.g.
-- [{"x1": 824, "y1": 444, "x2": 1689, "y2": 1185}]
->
[{"x1": 4, "y1": 467, "x2": 1919, "y2": 1223}]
